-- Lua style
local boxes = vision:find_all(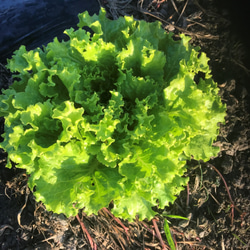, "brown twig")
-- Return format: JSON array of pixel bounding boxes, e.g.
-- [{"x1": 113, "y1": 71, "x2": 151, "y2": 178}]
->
[
  {"x1": 176, "y1": 0, "x2": 189, "y2": 24},
  {"x1": 140, "y1": 9, "x2": 219, "y2": 40},
  {"x1": 102, "y1": 207, "x2": 130, "y2": 240},
  {"x1": 177, "y1": 241, "x2": 208, "y2": 248},
  {"x1": 152, "y1": 218, "x2": 167, "y2": 250},
  {"x1": 0, "y1": 225, "x2": 14, "y2": 237},
  {"x1": 75, "y1": 213, "x2": 97, "y2": 250},
  {"x1": 17, "y1": 186, "x2": 30, "y2": 229},
  {"x1": 73, "y1": 205, "x2": 97, "y2": 250},
  {"x1": 208, "y1": 163, "x2": 243, "y2": 225},
  {"x1": 170, "y1": 0, "x2": 179, "y2": 15},
  {"x1": 141, "y1": 221, "x2": 156, "y2": 236},
  {"x1": 142, "y1": 221, "x2": 172, "y2": 249},
  {"x1": 186, "y1": 182, "x2": 190, "y2": 207}
]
